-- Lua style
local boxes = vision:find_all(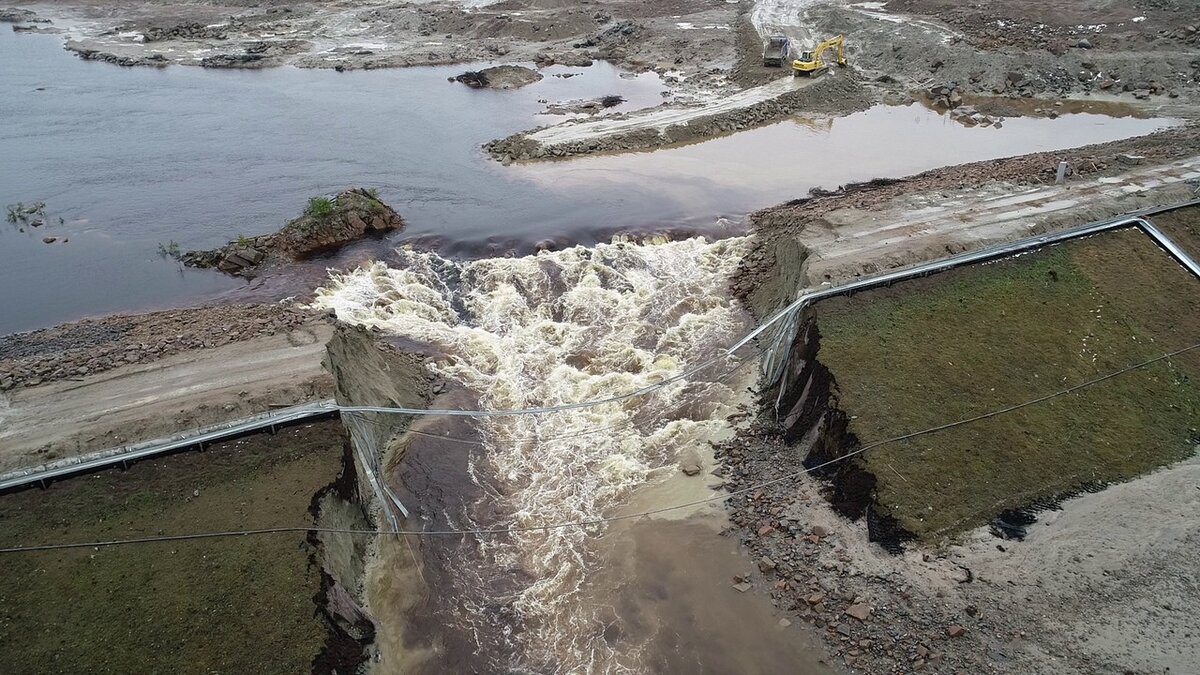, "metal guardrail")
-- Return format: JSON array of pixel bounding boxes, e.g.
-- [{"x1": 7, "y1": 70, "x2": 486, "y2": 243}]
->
[
  {"x1": 754, "y1": 201, "x2": 1200, "y2": 388},
  {"x1": 0, "y1": 401, "x2": 338, "y2": 493}
]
